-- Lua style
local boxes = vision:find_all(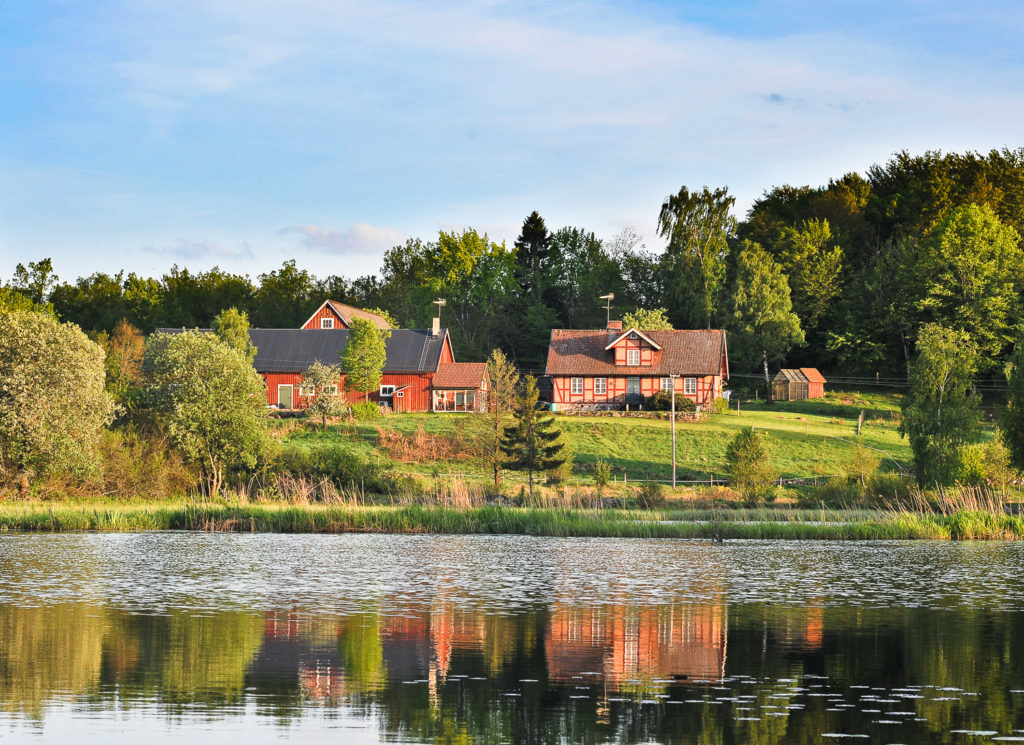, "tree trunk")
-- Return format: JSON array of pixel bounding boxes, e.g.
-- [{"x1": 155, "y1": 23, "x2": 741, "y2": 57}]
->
[{"x1": 762, "y1": 350, "x2": 771, "y2": 399}]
